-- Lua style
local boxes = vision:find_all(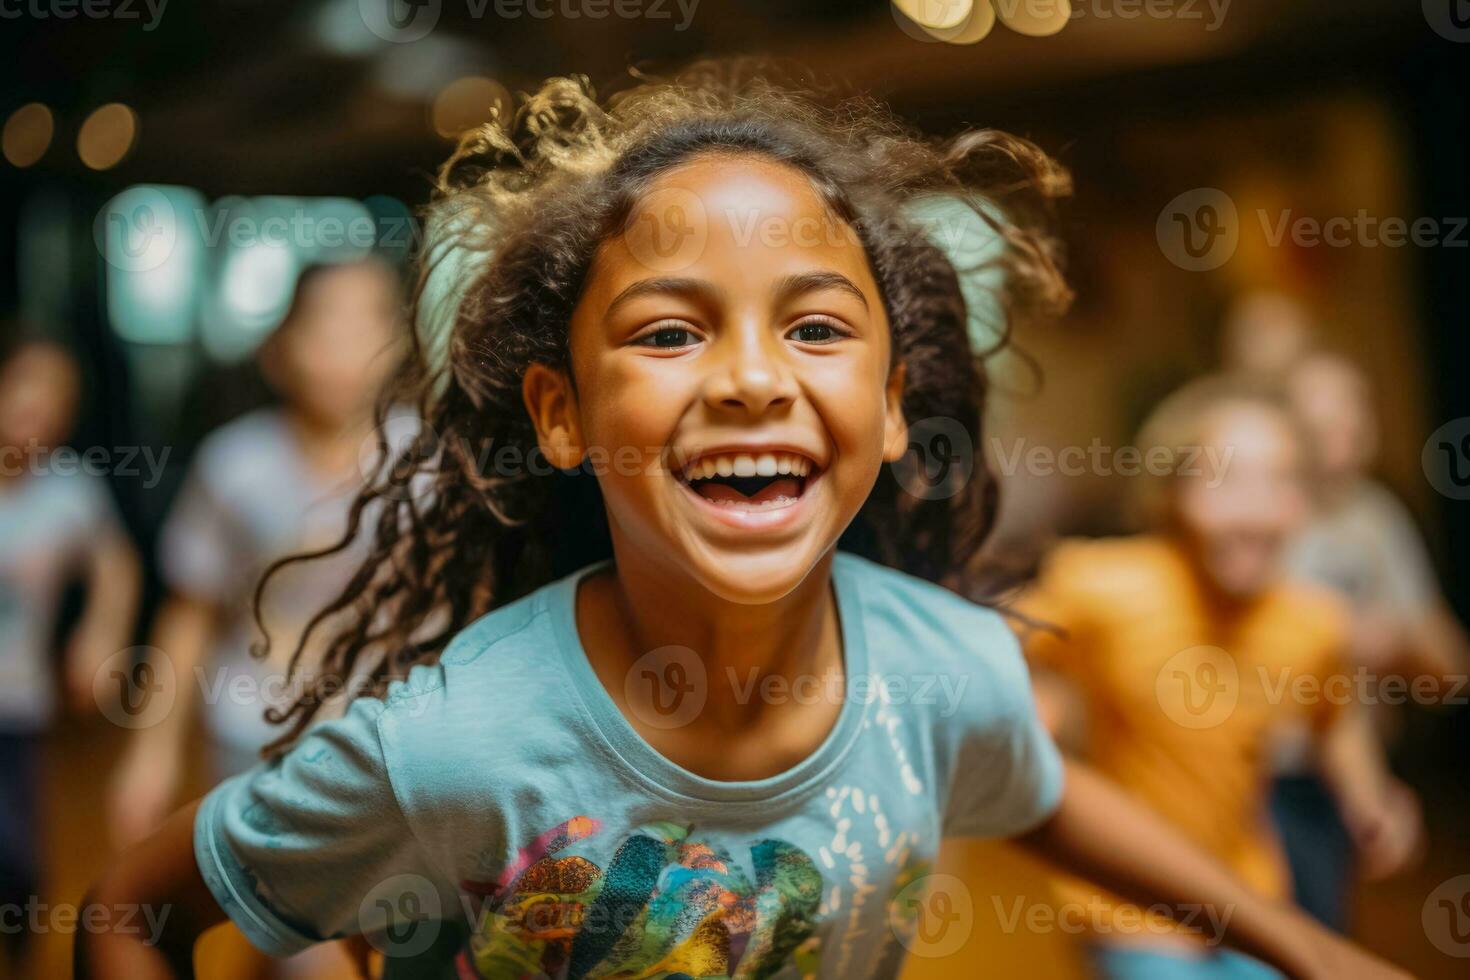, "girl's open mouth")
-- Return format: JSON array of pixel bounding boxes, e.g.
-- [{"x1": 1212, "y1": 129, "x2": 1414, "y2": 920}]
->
[{"x1": 674, "y1": 451, "x2": 817, "y2": 518}]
